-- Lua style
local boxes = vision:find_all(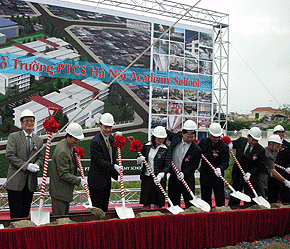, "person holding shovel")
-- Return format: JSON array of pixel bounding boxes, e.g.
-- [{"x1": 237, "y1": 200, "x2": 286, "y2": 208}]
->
[
  {"x1": 88, "y1": 113, "x2": 122, "y2": 212},
  {"x1": 268, "y1": 125, "x2": 290, "y2": 203},
  {"x1": 262, "y1": 134, "x2": 290, "y2": 199},
  {"x1": 199, "y1": 123, "x2": 229, "y2": 207},
  {"x1": 228, "y1": 127, "x2": 265, "y2": 206},
  {"x1": 49, "y1": 123, "x2": 87, "y2": 216},
  {"x1": 137, "y1": 126, "x2": 172, "y2": 209},
  {"x1": 6, "y1": 109, "x2": 44, "y2": 219},
  {"x1": 166, "y1": 120, "x2": 202, "y2": 208}
]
